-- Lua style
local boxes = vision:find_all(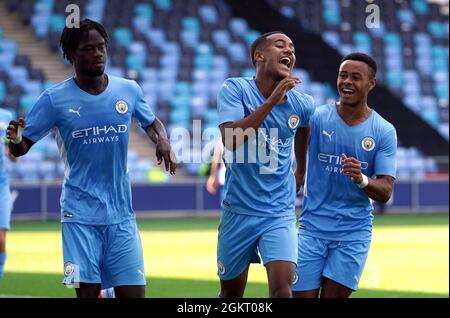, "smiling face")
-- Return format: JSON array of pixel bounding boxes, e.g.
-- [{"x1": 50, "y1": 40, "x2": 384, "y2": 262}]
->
[
  {"x1": 337, "y1": 59, "x2": 376, "y2": 107},
  {"x1": 71, "y1": 29, "x2": 107, "y2": 77},
  {"x1": 254, "y1": 33, "x2": 296, "y2": 81}
]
